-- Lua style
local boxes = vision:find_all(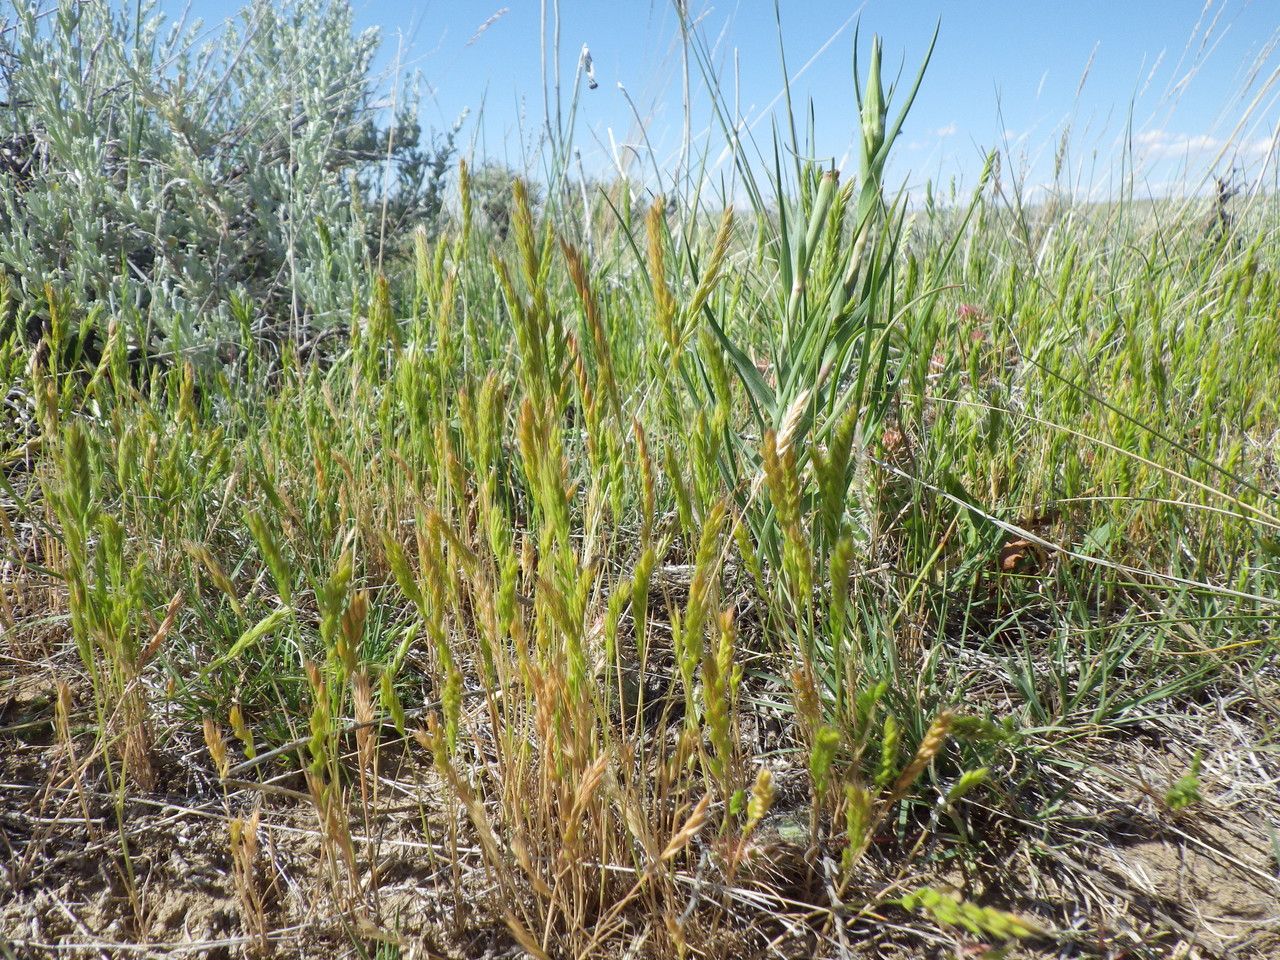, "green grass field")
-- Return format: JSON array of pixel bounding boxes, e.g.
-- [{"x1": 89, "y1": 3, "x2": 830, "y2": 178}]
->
[{"x1": 2, "y1": 6, "x2": 1279, "y2": 958}]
